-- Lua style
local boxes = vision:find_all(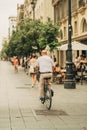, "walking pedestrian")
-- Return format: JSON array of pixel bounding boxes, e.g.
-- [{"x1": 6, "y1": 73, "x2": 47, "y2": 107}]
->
[
  {"x1": 13, "y1": 56, "x2": 19, "y2": 73},
  {"x1": 29, "y1": 55, "x2": 37, "y2": 87}
]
